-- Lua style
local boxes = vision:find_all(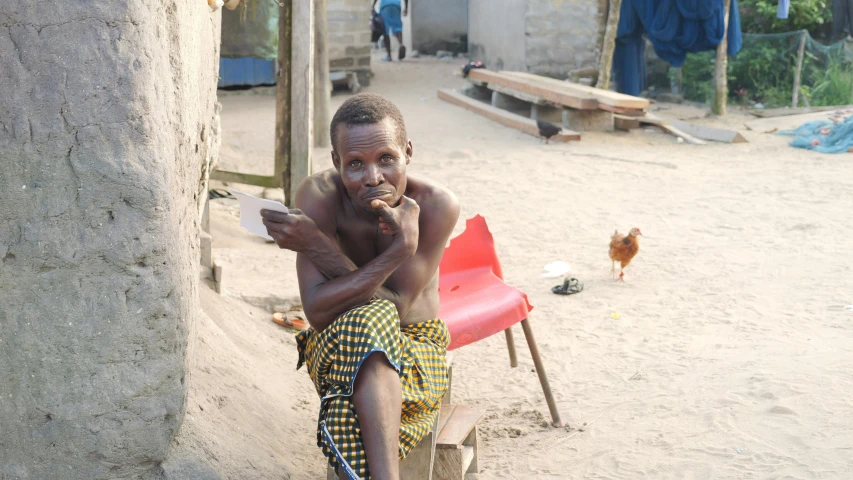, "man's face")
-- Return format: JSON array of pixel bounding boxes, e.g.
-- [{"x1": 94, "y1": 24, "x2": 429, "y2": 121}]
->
[{"x1": 332, "y1": 117, "x2": 412, "y2": 215}]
